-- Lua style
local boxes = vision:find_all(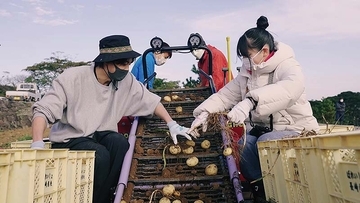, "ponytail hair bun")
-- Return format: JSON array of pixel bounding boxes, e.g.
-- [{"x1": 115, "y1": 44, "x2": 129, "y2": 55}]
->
[{"x1": 256, "y1": 16, "x2": 269, "y2": 30}]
